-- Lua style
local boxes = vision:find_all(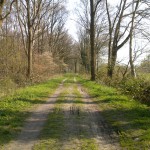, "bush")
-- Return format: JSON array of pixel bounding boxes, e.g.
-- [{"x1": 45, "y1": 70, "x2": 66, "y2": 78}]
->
[
  {"x1": 120, "y1": 78, "x2": 150, "y2": 104},
  {"x1": 33, "y1": 52, "x2": 62, "y2": 83},
  {"x1": 0, "y1": 77, "x2": 17, "y2": 97},
  {"x1": 96, "y1": 65, "x2": 150, "y2": 104}
]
